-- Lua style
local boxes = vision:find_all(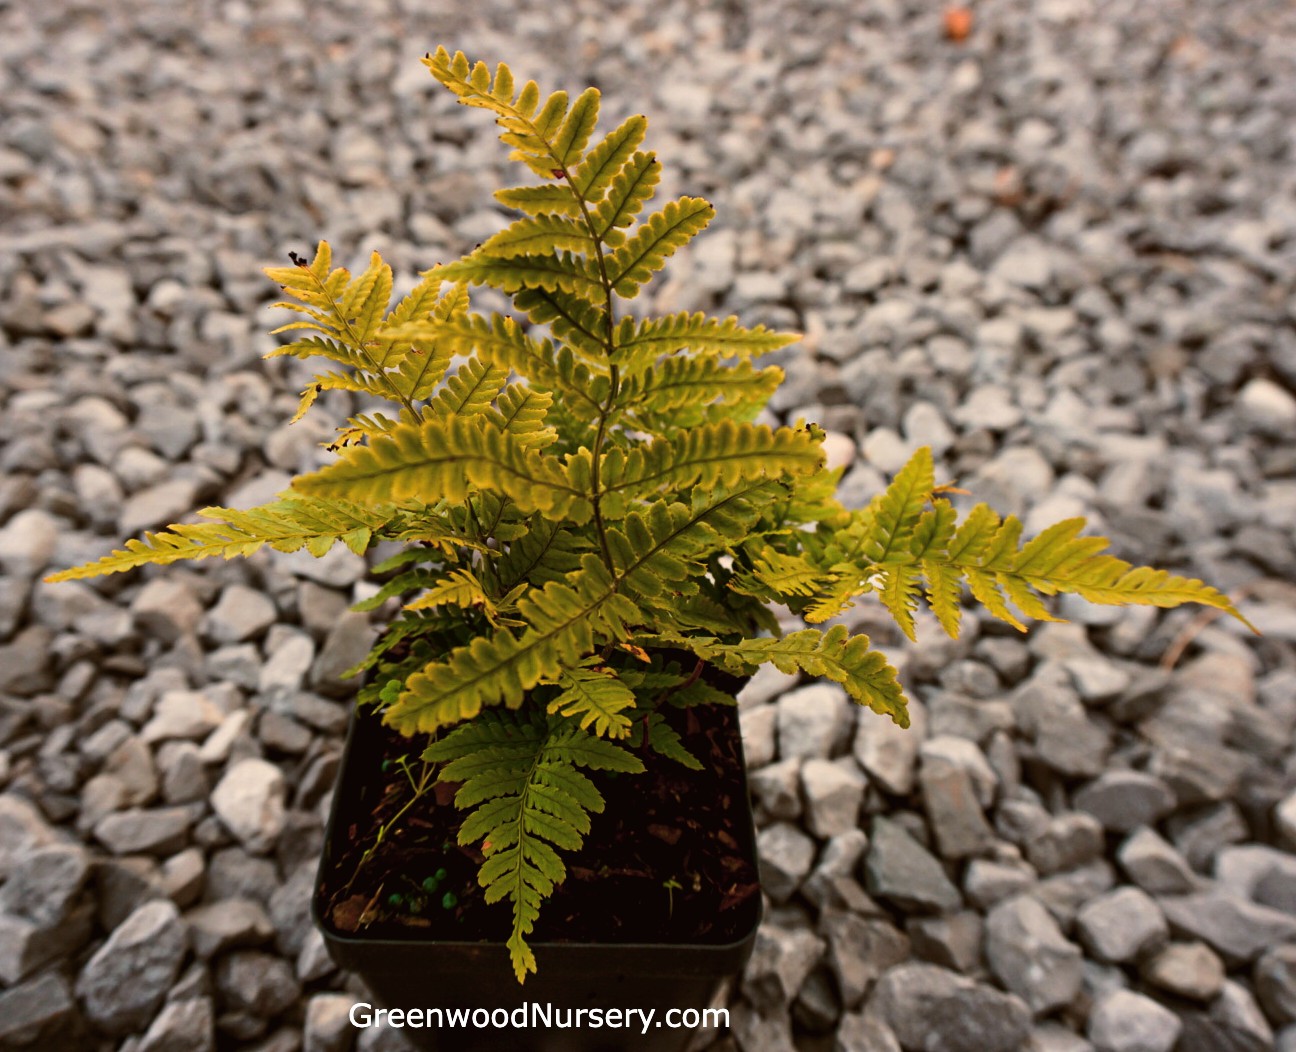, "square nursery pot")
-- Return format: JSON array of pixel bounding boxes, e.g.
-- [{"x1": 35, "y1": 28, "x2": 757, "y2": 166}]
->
[{"x1": 313, "y1": 670, "x2": 761, "y2": 1052}]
